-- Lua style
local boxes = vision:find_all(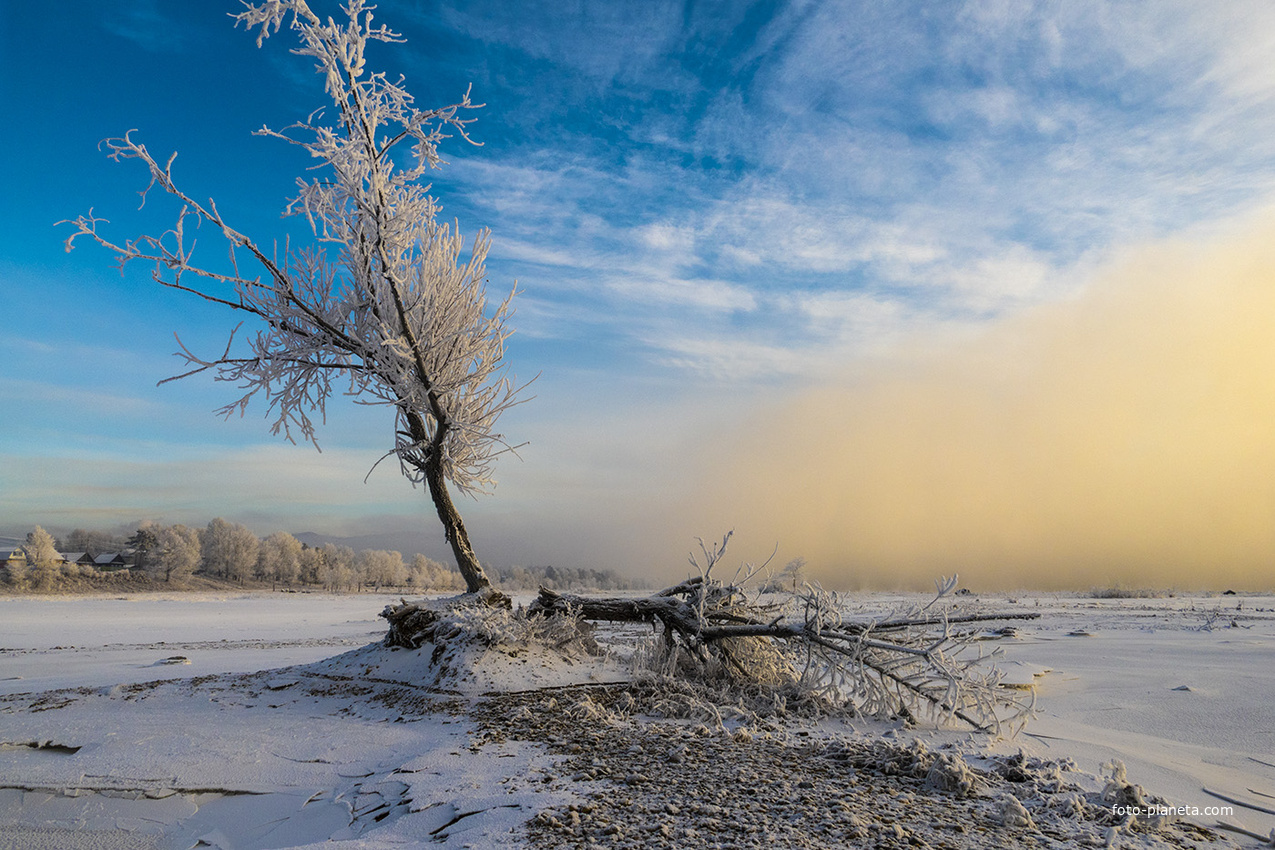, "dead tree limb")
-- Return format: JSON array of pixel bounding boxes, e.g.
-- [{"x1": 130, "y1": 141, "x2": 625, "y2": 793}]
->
[{"x1": 528, "y1": 558, "x2": 1038, "y2": 734}]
